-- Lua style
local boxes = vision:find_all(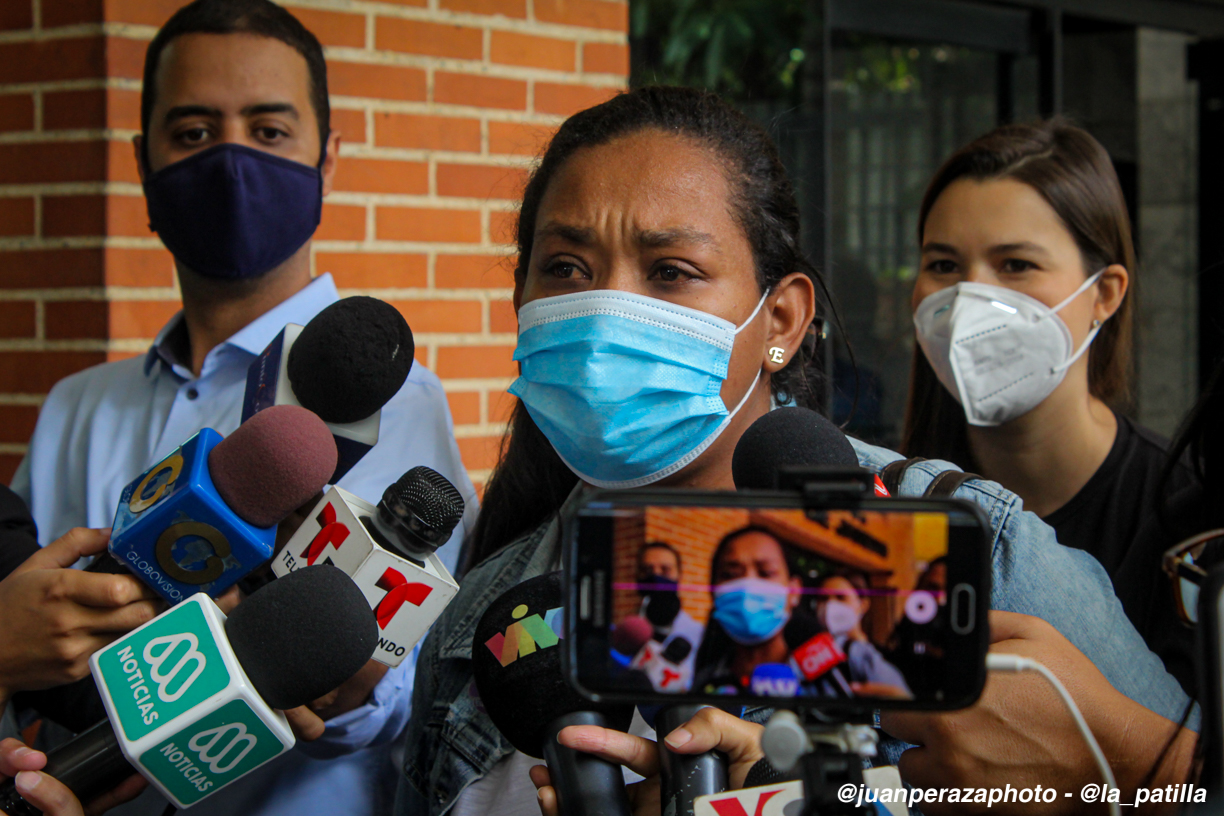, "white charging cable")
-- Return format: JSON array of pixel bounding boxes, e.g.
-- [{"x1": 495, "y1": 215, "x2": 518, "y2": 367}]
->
[{"x1": 985, "y1": 653, "x2": 1121, "y2": 816}]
